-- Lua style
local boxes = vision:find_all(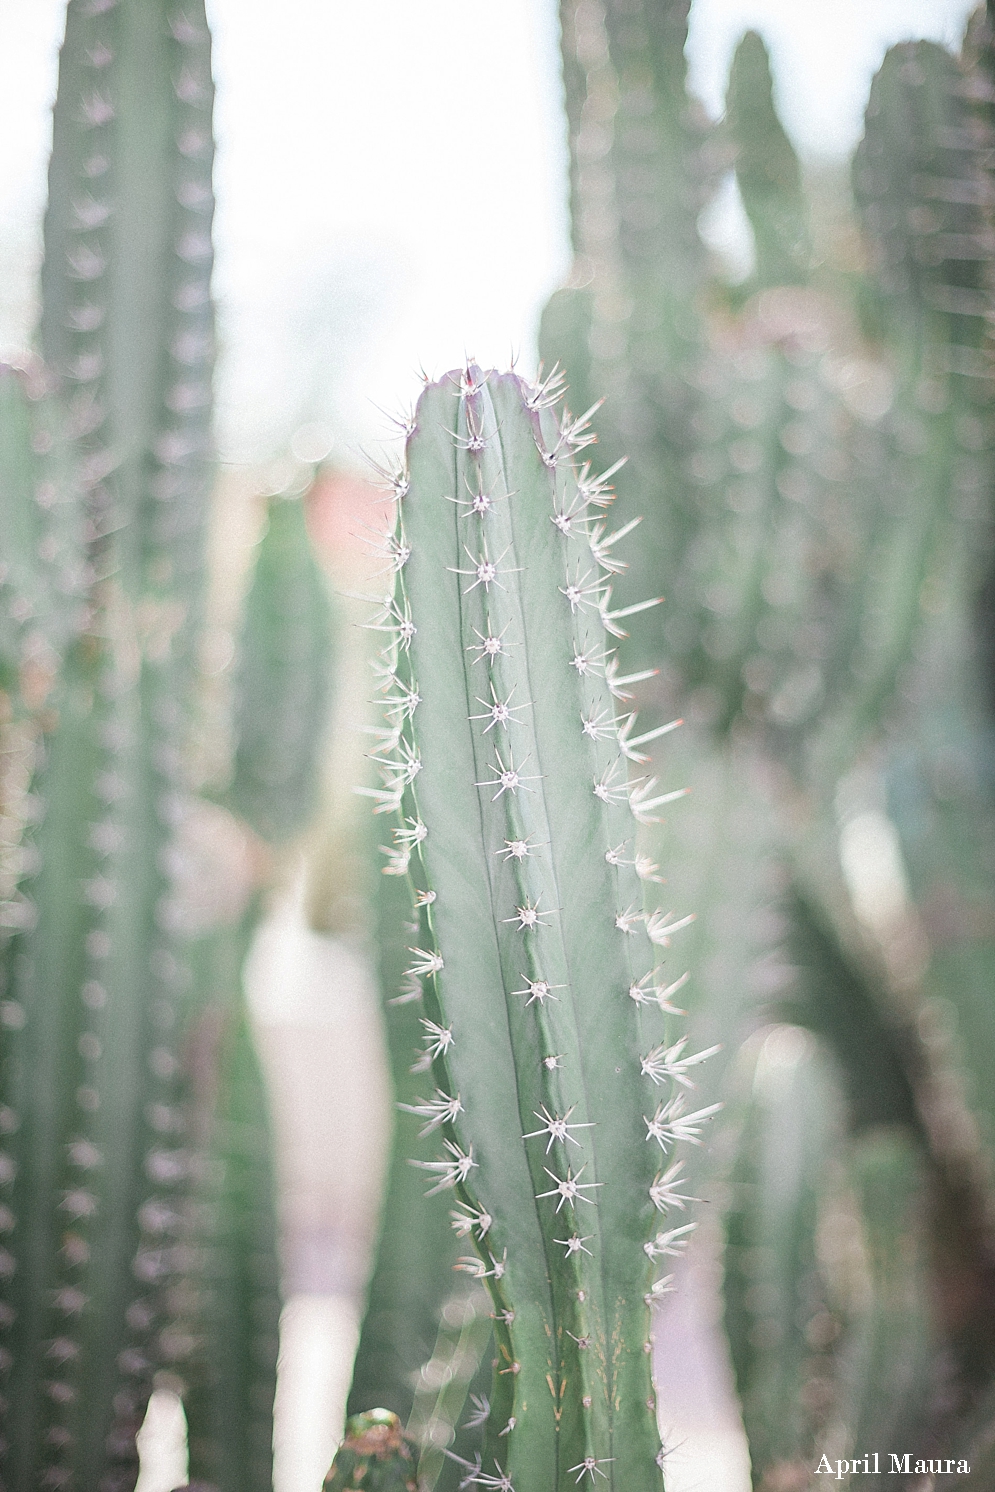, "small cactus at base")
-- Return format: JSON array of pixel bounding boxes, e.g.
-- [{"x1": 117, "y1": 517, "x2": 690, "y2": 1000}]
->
[
  {"x1": 324, "y1": 1410, "x2": 418, "y2": 1492},
  {"x1": 356, "y1": 365, "x2": 713, "y2": 1491}
]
